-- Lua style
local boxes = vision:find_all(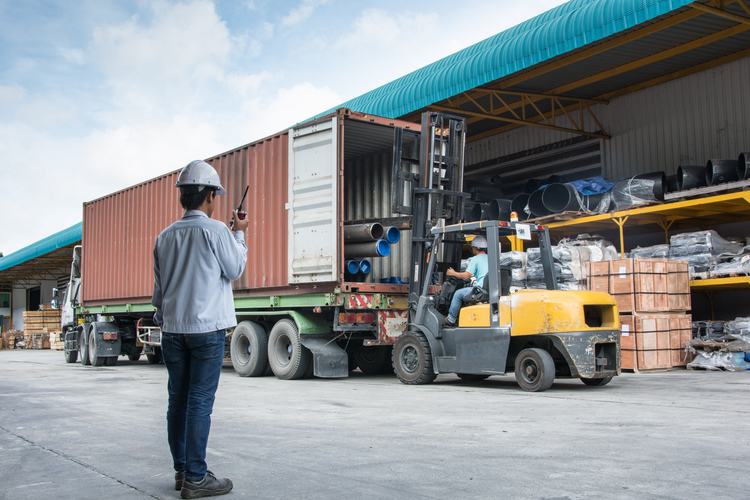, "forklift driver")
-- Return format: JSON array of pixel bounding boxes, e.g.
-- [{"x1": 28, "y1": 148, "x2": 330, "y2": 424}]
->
[{"x1": 444, "y1": 235, "x2": 489, "y2": 327}]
